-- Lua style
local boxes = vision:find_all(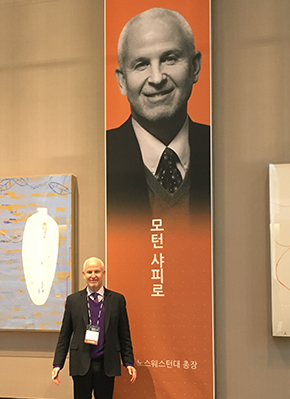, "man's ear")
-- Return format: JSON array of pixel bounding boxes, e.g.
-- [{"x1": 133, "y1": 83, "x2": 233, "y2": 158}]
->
[
  {"x1": 191, "y1": 51, "x2": 202, "y2": 84},
  {"x1": 115, "y1": 68, "x2": 127, "y2": 96}
]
